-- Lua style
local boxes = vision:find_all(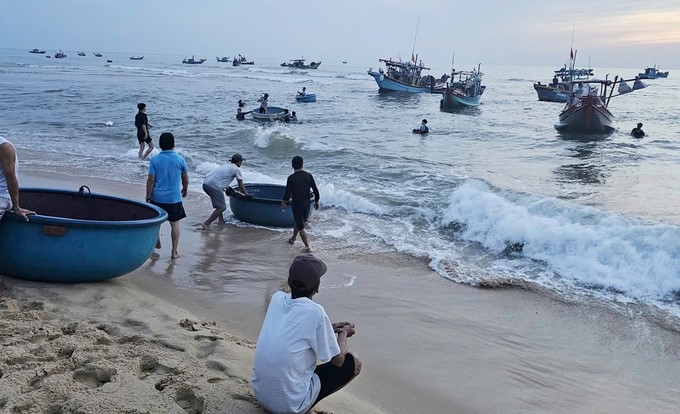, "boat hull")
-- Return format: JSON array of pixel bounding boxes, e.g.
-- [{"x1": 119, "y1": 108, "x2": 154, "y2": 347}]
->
[
  {"x1": 440, "y1": 91, "x2": 481, "y2": 109},
  {"x1": 556, "y1": 96, "x2": 614, "y2": 133},
  {"x1": 534, "y1": 83, "x2": 570, "y2": 103},
  {"x1": 250, "y1": 106, "x2": 288, "y2": 121},
  {"x1": 367, "y1": 70, "x2": 433, "y2": 93},
  {"x1": 295, "y1": 94, "x2": 317, "y2": 103},
  {"x1": 229, "y1": 184, "x2": 314, "y2": 228},
  {"x1": 0, "y1": 188, "x2": 167, "y2": 282}
]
